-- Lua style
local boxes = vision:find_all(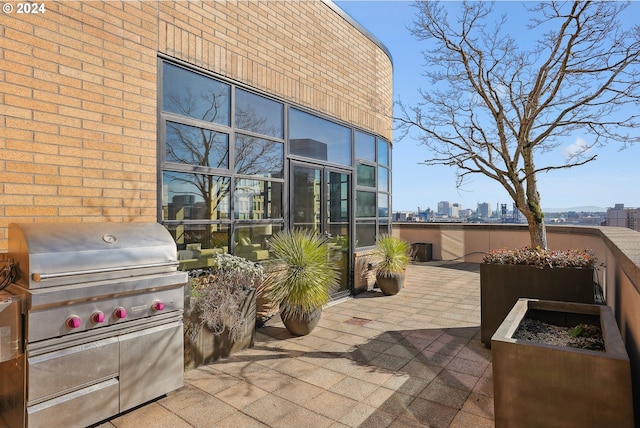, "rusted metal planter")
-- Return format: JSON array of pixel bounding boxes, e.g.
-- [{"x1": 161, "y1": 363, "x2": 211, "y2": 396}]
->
[
  {"x1": 492, "y1": 299, "x2": 633, "y2": 428},
  {"x1": 480, "y1": 263, "x2": 595, "y2": 346},
  {"x1": 184, "y1": 288, "x2": 256, "y2": 370}
]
